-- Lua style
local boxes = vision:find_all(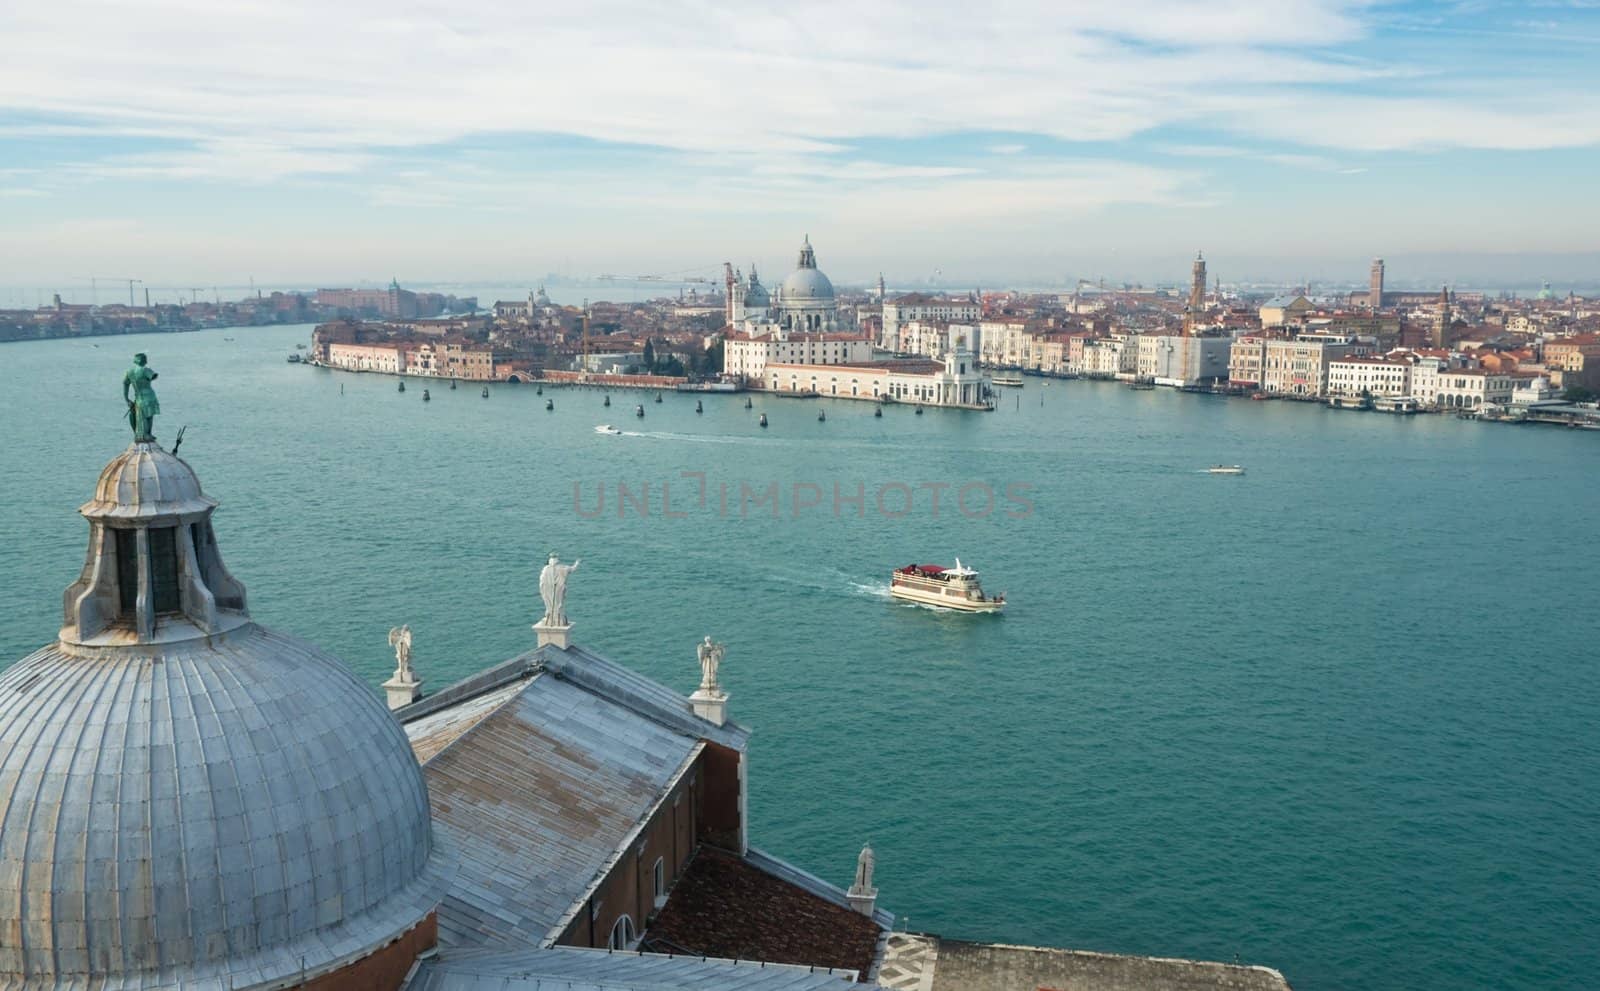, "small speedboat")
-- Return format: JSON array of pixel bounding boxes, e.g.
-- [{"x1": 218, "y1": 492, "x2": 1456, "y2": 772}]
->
[
  {"x1": 635, "y1": 404, "x2": 645, "y2": 418},
  {"x1": 286, "y1": 353, "x2": 300, "y2": 363},
  {"x1": 758, "y1": 413, "x2": 768, "y2": 428},
  {"x1": 1206, "y1": 465, "x2": 1245, "y2": 475},
  {"x1": 422, "y1": 389, "x2": 431, "y2": 402},
  {"x1": 545, "y1": 399, "x2": 554, "y2": 411},
  {"x1": 914, "y1": 406, "x2": 924, "y2": 415},
  {"x1": 594, "y1": 424, "x2": 621, "y2": 435}
]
